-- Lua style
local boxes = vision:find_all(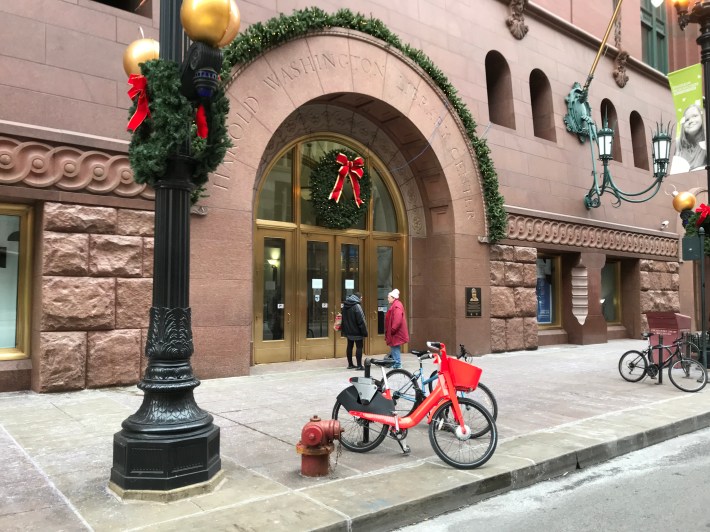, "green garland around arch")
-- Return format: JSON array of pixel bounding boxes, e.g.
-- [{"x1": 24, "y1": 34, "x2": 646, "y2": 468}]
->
[
  {"x1": 310, "y1": 149, "x2": 371, "y2": 230},
  {"x1": 127, "y1": 59, "x2": 231, "y2": 204},
  {"x1": 220, "y1": 7, "x2": 507, "y2": 243}
]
